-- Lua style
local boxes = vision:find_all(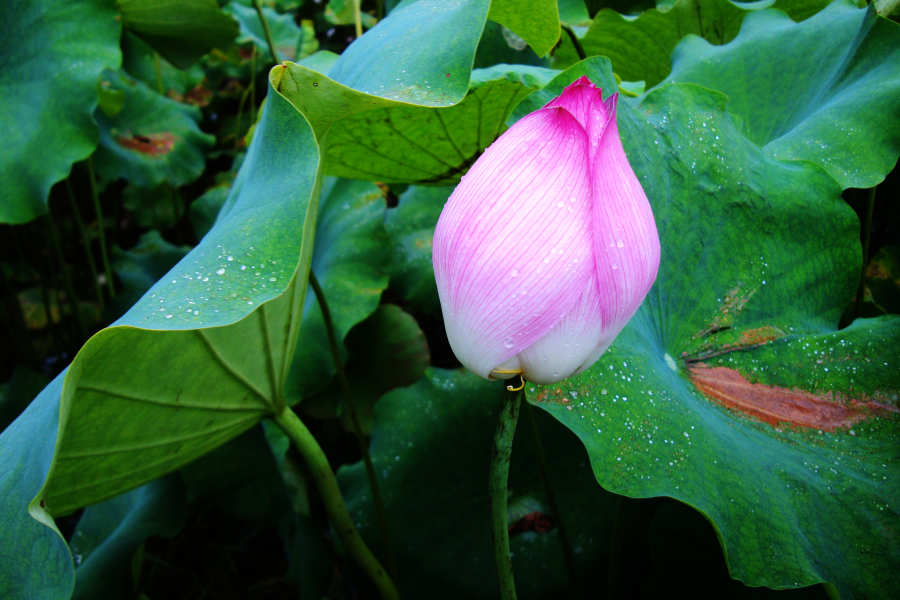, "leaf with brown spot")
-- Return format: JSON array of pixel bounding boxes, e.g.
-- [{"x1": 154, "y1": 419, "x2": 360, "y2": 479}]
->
[
  {"x1": 93, "y1": 69, "x2": 214, "y2": 187},
  {"x1": 689, "y1": 363, "x2": 898, "y2": 431},
  {"x1": 114, "y1": 132, "x2": 176, "y2": 157},
  {"x1": 528, "y1": 59, "x2": 900, "y2": 600}
]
